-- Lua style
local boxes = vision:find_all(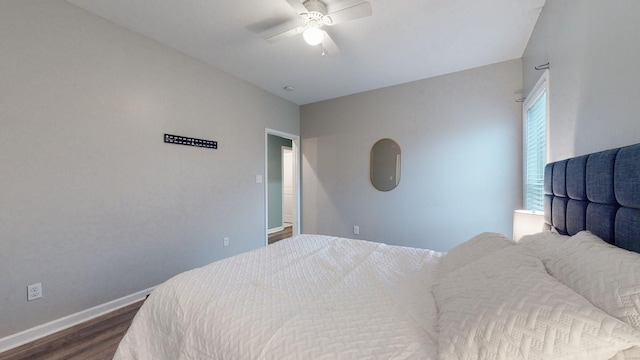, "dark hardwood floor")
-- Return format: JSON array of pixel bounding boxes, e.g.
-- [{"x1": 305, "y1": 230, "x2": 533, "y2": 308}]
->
[
  {"x1": 268, "y1": 225, "x2": 293, "y2": 244},
  {"x1": 0, "y1": 300, "x2": 143, "y2": 360},
  {"x1": 2, "y1": 232, "x2": 291, "y2": 359}
]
